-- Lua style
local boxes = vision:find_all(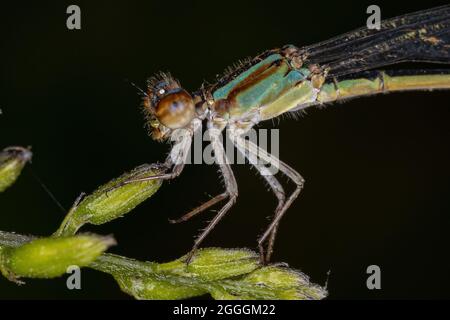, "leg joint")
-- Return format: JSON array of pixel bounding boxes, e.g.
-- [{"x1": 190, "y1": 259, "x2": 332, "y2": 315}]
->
[
  {"x1": 296, "y1": 177, "x2": 305, "y2": 188},
  {"x1": 228, "y1": 192, "x2": 238, "y2": 203}
]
